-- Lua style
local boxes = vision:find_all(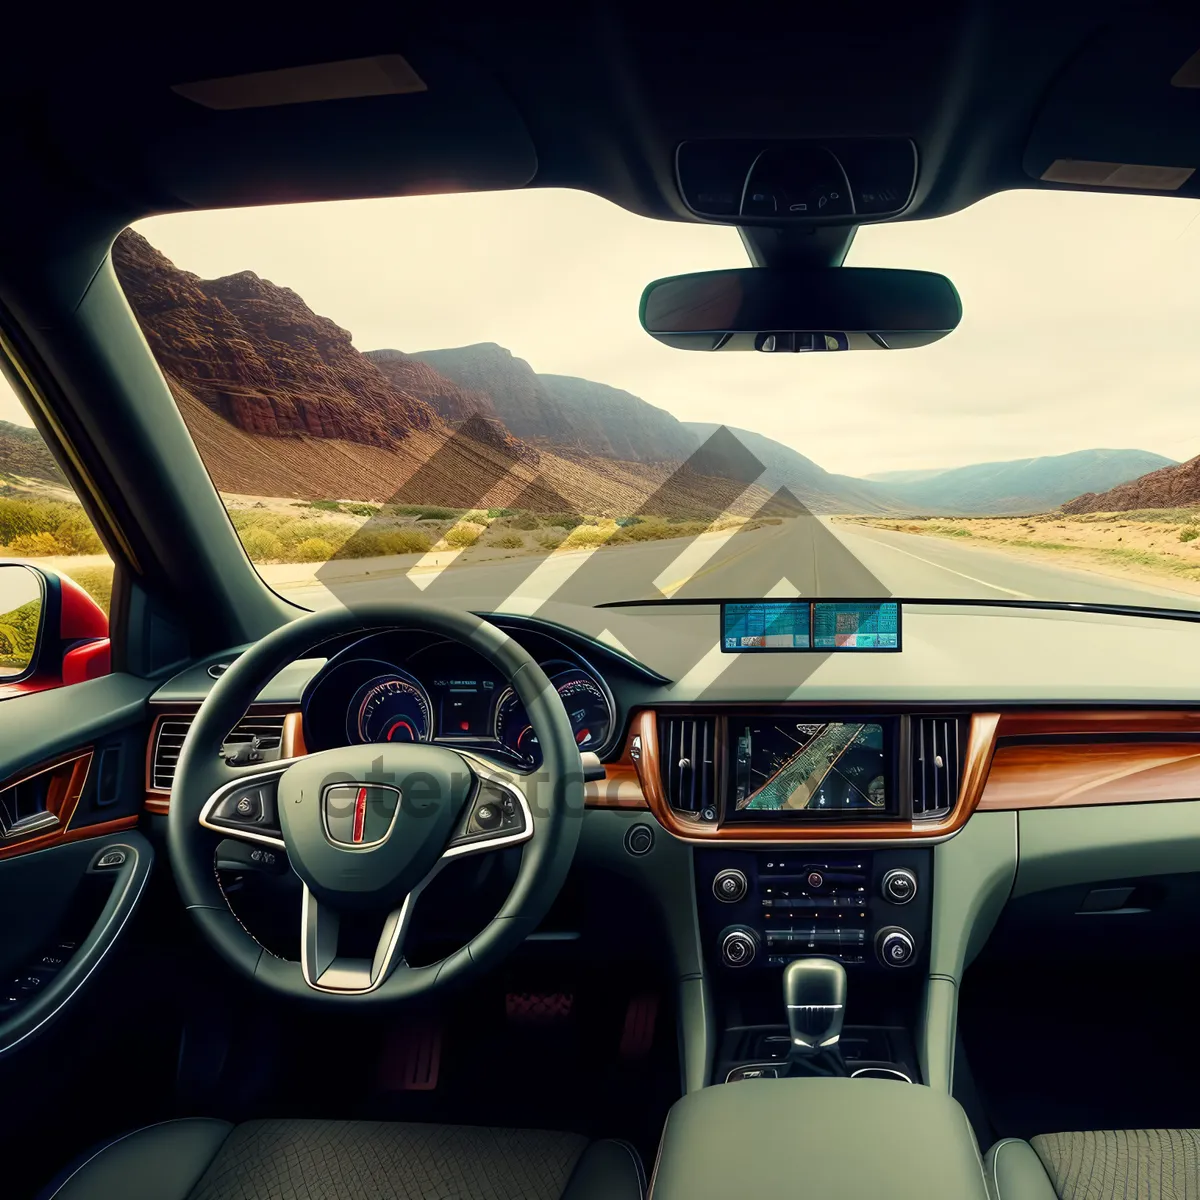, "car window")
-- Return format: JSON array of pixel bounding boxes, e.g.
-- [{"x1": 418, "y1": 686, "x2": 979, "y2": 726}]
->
[
  {"x1": 0, "y1": 388, "x2": 113, "y2": 618},
  {"x1": 102, "y1": 187, "x2": 1200, "y2": 617}
]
